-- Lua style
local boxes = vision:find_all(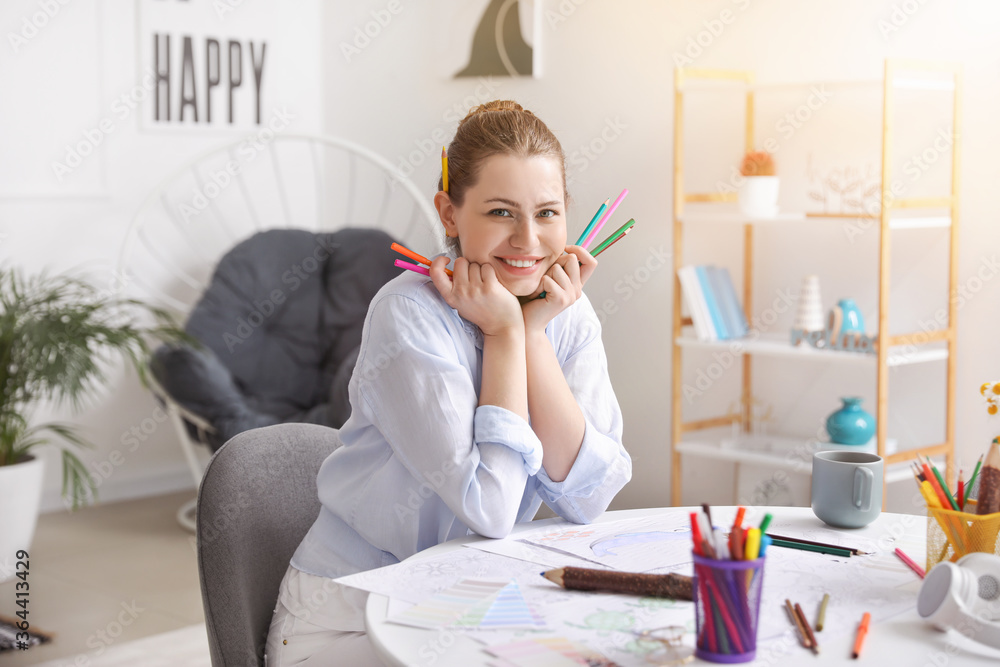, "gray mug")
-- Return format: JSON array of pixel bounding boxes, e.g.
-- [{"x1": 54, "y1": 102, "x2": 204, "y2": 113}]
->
[{"x1": 811, "y1": 450, "x2": 883, "y2": 528}]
